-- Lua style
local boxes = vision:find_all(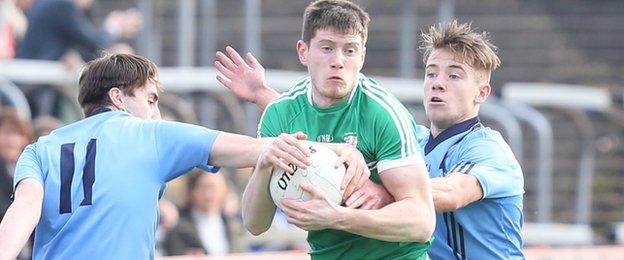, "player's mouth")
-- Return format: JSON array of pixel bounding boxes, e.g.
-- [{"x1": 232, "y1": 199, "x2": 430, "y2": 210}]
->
[
  {"x1": 429, "y1": 96, "x2": 445, "y2": 105},
  {"x1": 327, "y1": 76, "x2": 344, "y2": 82}
]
